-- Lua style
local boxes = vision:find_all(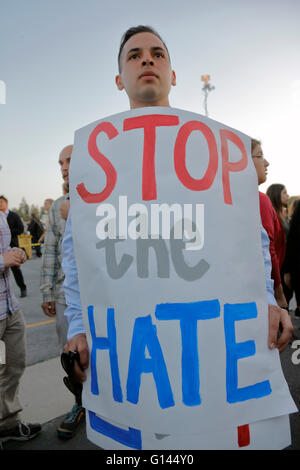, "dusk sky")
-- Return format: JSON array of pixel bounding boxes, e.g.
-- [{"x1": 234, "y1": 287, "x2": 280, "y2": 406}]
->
[{"x1": 1, "y1": 0, "x2": 299, "y2": 209}]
